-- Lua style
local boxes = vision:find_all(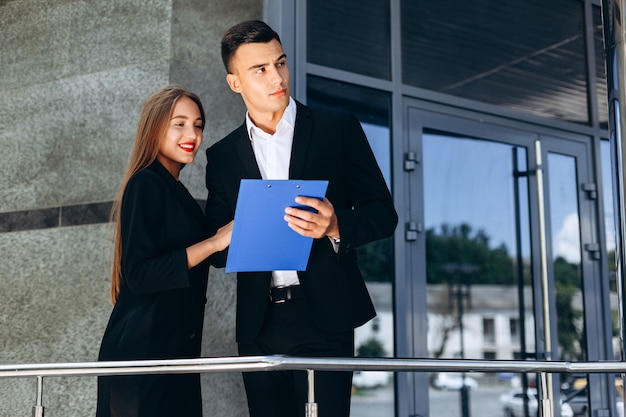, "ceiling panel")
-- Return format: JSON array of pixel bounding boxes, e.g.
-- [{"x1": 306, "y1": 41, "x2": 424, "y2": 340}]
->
[{"x1": 401, "y1": 0, "x2": 593, "y2": 124}]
